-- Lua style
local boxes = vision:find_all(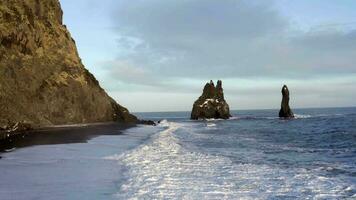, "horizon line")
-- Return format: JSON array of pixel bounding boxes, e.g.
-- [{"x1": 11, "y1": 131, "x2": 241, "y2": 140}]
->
[{"x1": 132, "y1": 105, "x2": 356, "y2": 114}]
